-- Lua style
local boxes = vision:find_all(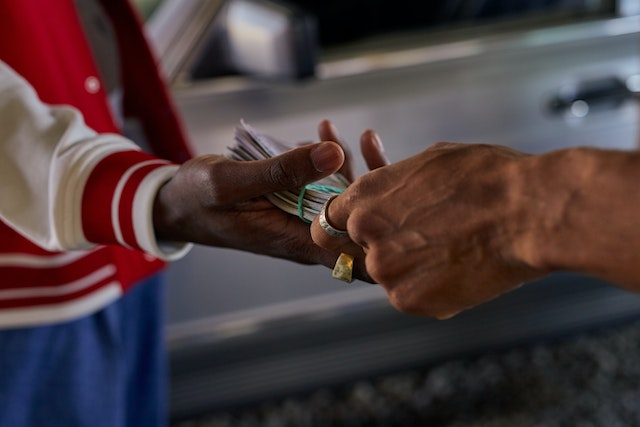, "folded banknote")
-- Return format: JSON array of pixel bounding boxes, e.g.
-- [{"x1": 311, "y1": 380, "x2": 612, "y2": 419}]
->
[{"x1": 228, "y1": 120, "x2": 349, "y2": 222}]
